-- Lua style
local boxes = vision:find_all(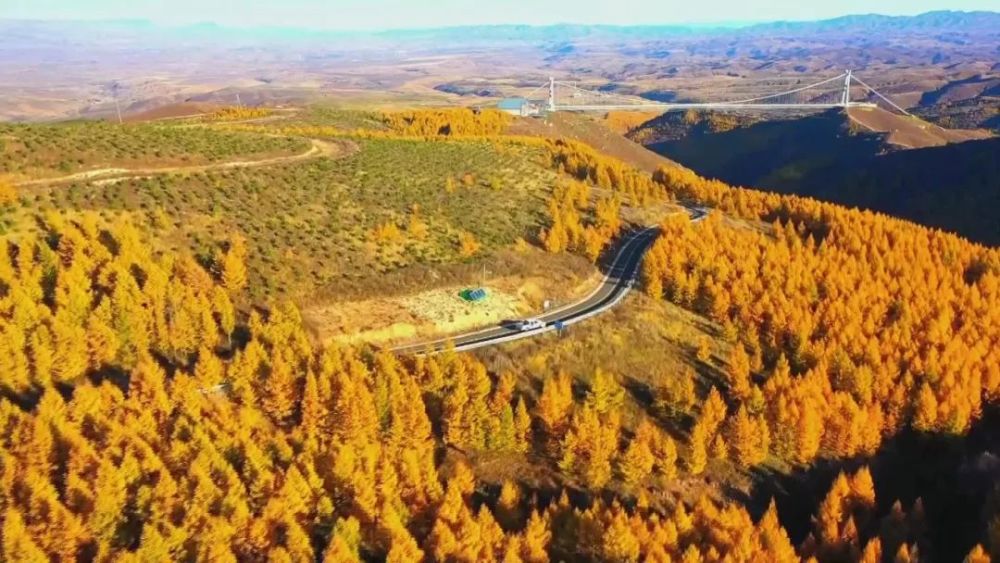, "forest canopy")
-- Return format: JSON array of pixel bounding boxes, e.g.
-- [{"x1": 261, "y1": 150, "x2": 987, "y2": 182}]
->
[{"x1": 0, "y1": 111, "x2": 997, "y2": 562}]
